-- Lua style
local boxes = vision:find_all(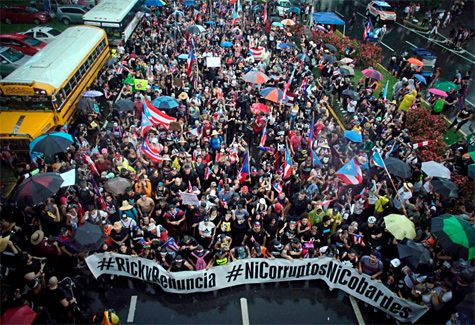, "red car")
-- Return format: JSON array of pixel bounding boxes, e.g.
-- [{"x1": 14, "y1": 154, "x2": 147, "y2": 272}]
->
[
  {"x1": 0, "y1": 34, "x2": 47, "y2": 56},
  {"x1": 0, "y1": 6, "x2": 51, "y2": 25}
]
